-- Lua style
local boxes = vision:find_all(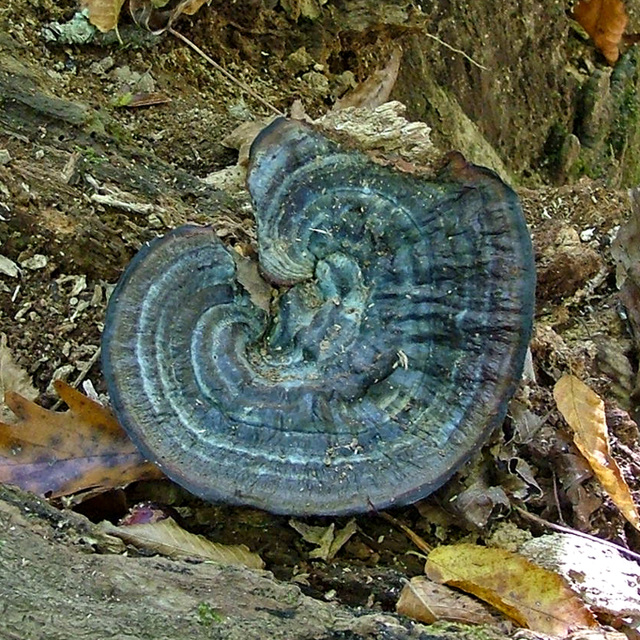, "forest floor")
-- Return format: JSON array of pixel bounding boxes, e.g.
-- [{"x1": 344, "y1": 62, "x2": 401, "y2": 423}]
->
[{"x1": 0, "y1": 1, "x2": 640, "y2": 638}]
